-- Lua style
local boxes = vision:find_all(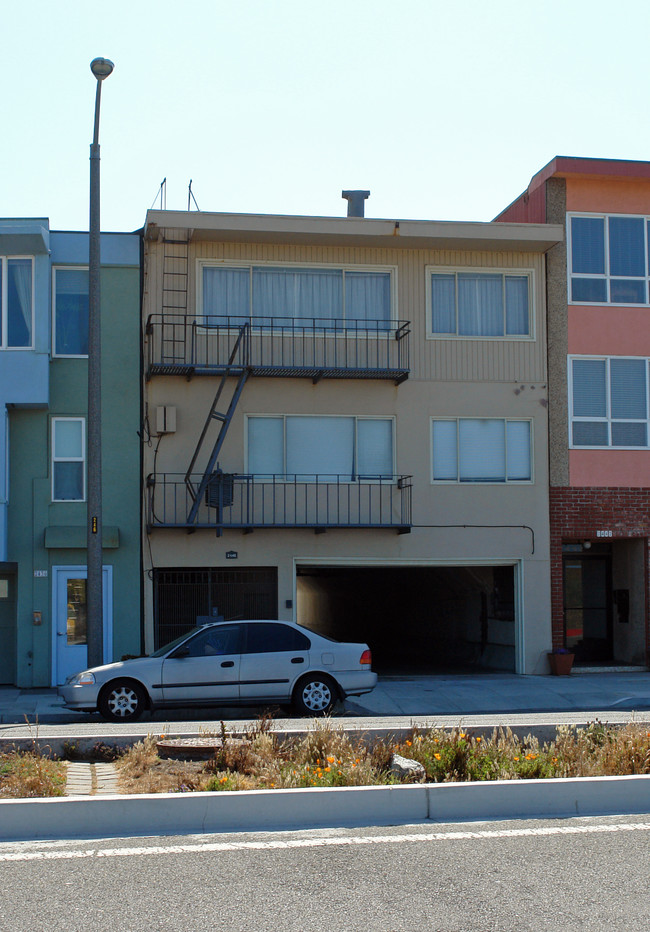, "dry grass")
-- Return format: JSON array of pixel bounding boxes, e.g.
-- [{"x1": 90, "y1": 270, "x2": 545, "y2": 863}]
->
[
  {"x1": 0, "y1": 751, "x2": 67, "y2": 798},
  {"x1": 393, "y1": 722, "x2": 650, "y2": 783},
  {"x1": 115, "y1": 719, "x2": 650, "y2": 795}
]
